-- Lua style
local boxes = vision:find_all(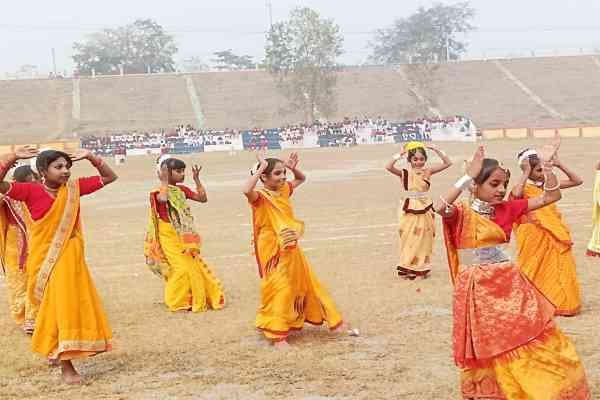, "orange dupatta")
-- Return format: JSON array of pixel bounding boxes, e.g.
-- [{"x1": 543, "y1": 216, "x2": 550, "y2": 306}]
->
[
  {"x1": 442, "y1": 203, "x2": 555, "y2": 368},
  {"x1": 0, "y1": 198, "x2": 31, "y2": 273},
  {"x1": 515, "y1": 183, "x2": 572, "y2": 249},
  {"x1": 27, "y1": 180, "x2": 80, "y2": 303},
  {"x1": 251, "y1": 183, "x2": 304, "y2": 278}
]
